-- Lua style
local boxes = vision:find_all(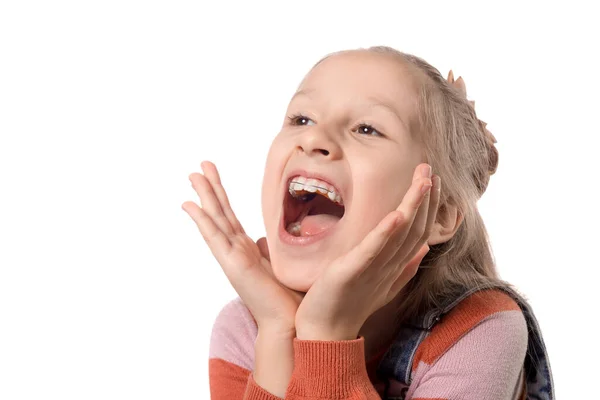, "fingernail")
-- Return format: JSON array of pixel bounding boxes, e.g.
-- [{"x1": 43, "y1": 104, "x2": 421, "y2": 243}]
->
[{"x1": 421, "y1": 165, "x2": 432, "y2": 178}]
